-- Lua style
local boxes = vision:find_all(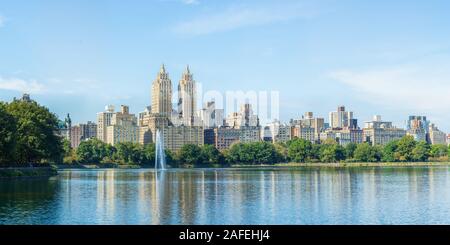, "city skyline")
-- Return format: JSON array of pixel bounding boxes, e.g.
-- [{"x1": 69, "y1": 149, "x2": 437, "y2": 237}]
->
[{"x1": 1, "y1": 0, "x2": 450, "y2": 131}]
